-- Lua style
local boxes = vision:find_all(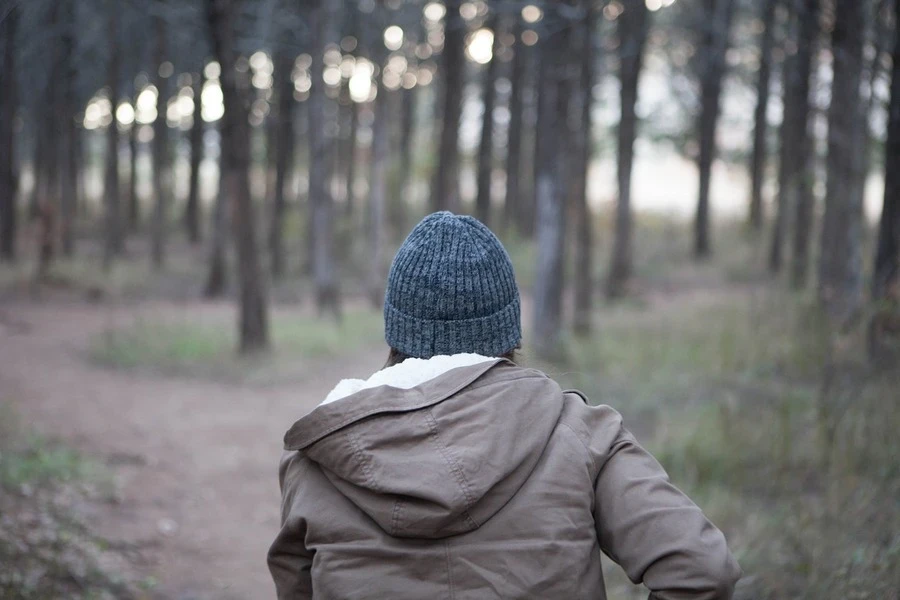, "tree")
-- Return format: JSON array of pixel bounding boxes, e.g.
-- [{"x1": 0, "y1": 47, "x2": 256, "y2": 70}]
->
[
  {"x1": 872, "y1": 0, "x2": 900, "y2": 304},
  {"x1": 694, "y1": 0, "x2": 736, "y2": 259},
  {"x1": 367, "y1": 3, "x2": 389, "y2": 307},
  {"x1": 207, "y1": 0, "x2": 270, "y2": 353},
  {"x1": 0, "y1": 6, "x2": 19, "y2": 262},
  {"x1": 787, "y1": 0, "x2": 820, "y2": 286},
  {"x1": 185, "y1": 68, "x2": 205, "y2": 244},
  {"x1": 504, "y1": 16, "x2": 528, "y2": 233},
  {"x1": 103, "y1": 4, "x2": 122, "y2": 270},
  {"x1": 748, "y1": 0, "x2": 777, "y2": 232},
  {"x1": 572, "y1": 0, "x2": 598, "y2": 332},
  {"x1": 269, "y1": 48, "x2": 295, "y2": 279},
  {"x1": 128, "y1": 108, "x2": 140, "y2": 232},
  {"x1": 533, "y1": 7, "x2": 570, "y2": 360},
  {"x1": 432, "y1": 0, "x2": 464, "y2": 213},
  {"x1": 818, "y1": 0, "x2": 866, "y2": 323},
  {"x1": 475, "y1": 13, "x2": 501, "y2": 226},
  {"x1": 59, "y1": 1, "x2": 78, "y2": 257},
  {"x1": 307, "y1": 0, "x2": 340, "y2": 316},
  {"x1": 204, "y1": 143, "x2": 229, "y2": 298},
  {"x1": 151, "y1": 10, "x2": 171, "y2": 269},
  {"x1": 607, "y1": 0, "x2": 649, "y2": 299}
]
